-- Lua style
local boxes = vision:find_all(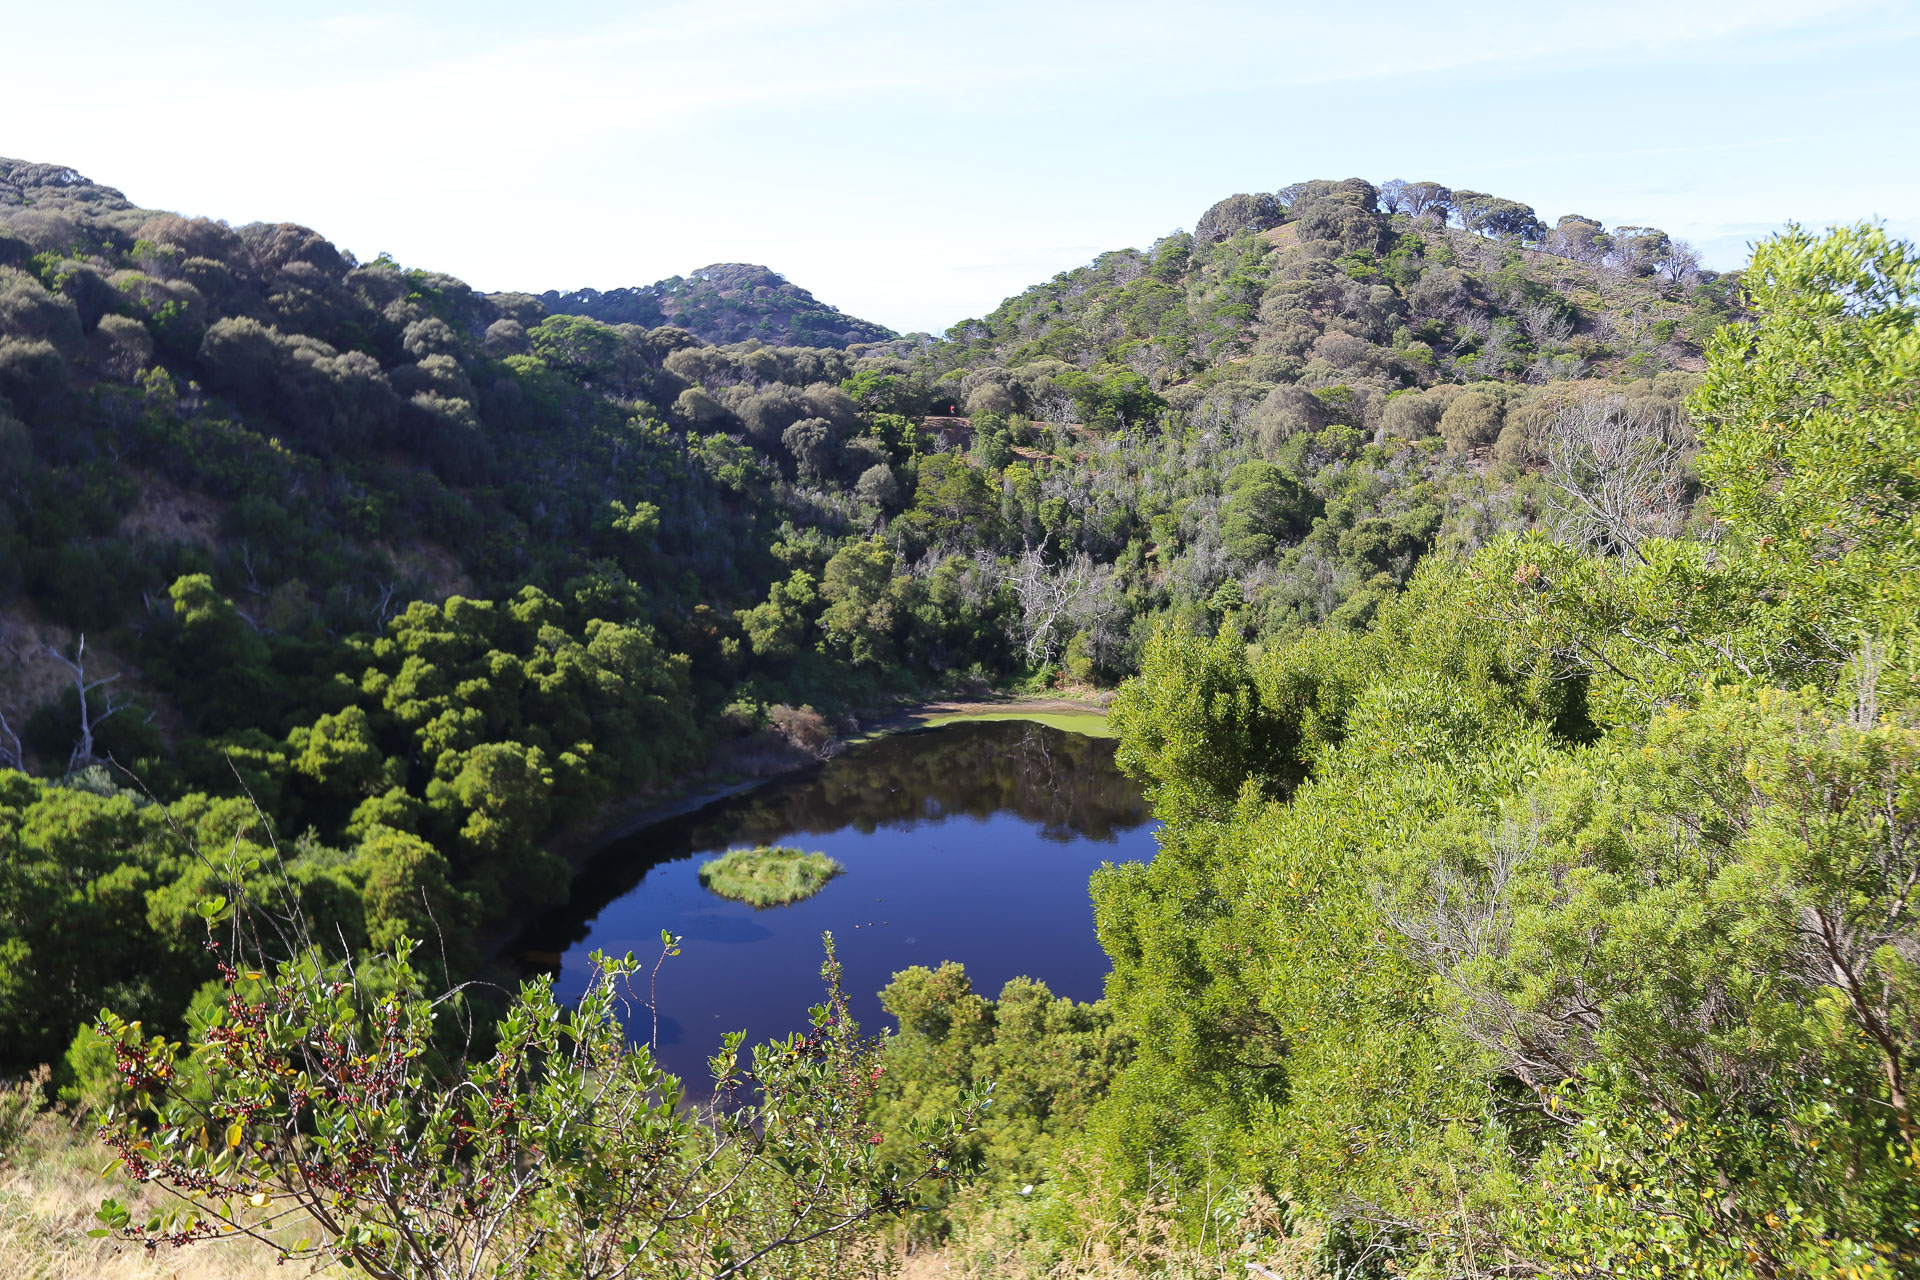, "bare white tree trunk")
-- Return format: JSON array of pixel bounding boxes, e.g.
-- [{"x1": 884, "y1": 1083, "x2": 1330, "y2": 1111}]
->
[
  {"x1": 1036, "y1": 390, "x2": 1077, "y2": 428},
  {"x1": 0, "y1": 623, "x2": 21, "y2": 771},
  {"x1": 44, "y1": 635, "x2": 126, "y2": 771},
  {"x1": 1521, "y1": 301, "x2": 1573, "y2": 344},
  {"x1": 0, "y1": 709, "x2": 21, "y2": 771}
]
